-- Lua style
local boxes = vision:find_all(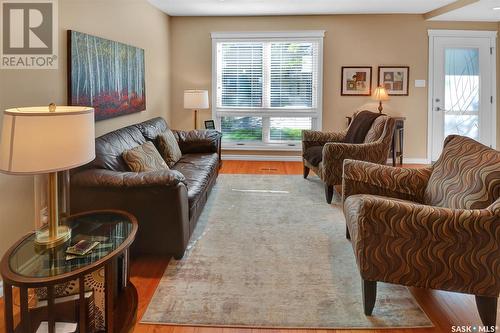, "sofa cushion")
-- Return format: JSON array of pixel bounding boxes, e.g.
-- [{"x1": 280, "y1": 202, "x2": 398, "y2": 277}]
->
[
  {"x1": 122, "y1": 142, "x2": 169, "y2": 172},
  {"x1": 424, "y1": 135, "x2": 500, "y2": 210},
  {"x1": 156, "y1": 129, "x2": 183, "y2": 167},
  {"x1": 93, "y1": 125, "x2": 146, "y2": 172},
  {"x1": 136, "y1": 117, "x2": 169, "y2": 141},
  {"x1": 171, "y1": 153, "x2": 219, "y2": 207}
]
